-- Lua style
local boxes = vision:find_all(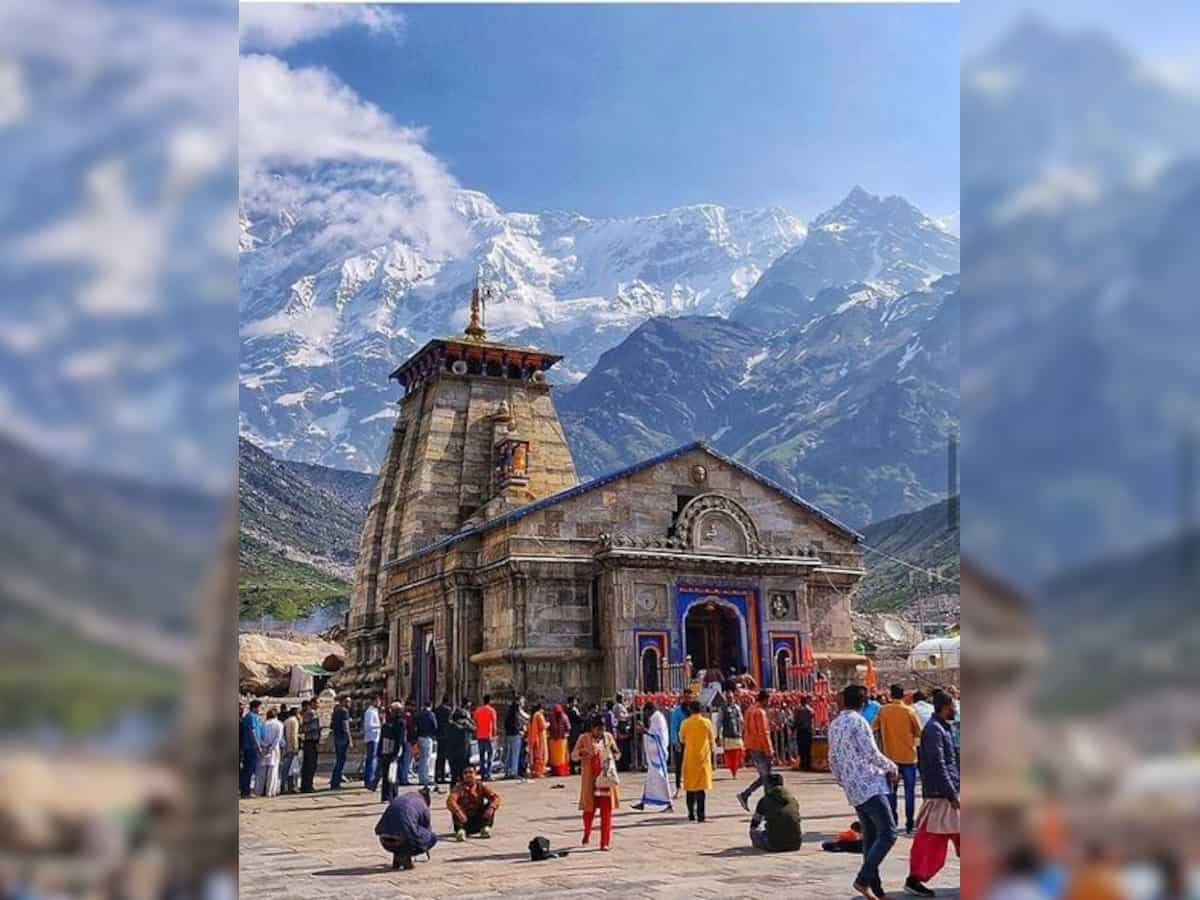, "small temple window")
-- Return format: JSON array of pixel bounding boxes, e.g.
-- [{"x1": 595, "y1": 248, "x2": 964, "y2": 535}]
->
[
  {"x1": 494, "y1": 437, "x2": 530, "y2": 488},
  {"x1": 775, "y1": 648, "x2": 792, "y2": 690},
  {"x1": 641, "y1": 646, "x2": 661, "y2": 692}
]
